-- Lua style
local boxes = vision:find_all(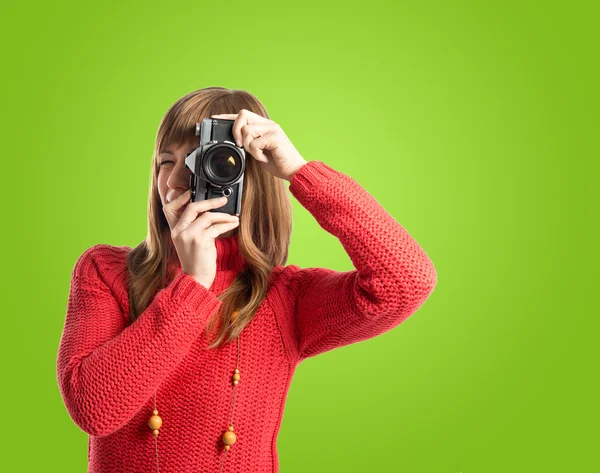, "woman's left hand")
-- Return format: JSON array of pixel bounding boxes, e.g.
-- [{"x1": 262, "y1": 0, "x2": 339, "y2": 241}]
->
[{"x1": 211, "y1": 110, "x2": 308, "y2": 181}]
